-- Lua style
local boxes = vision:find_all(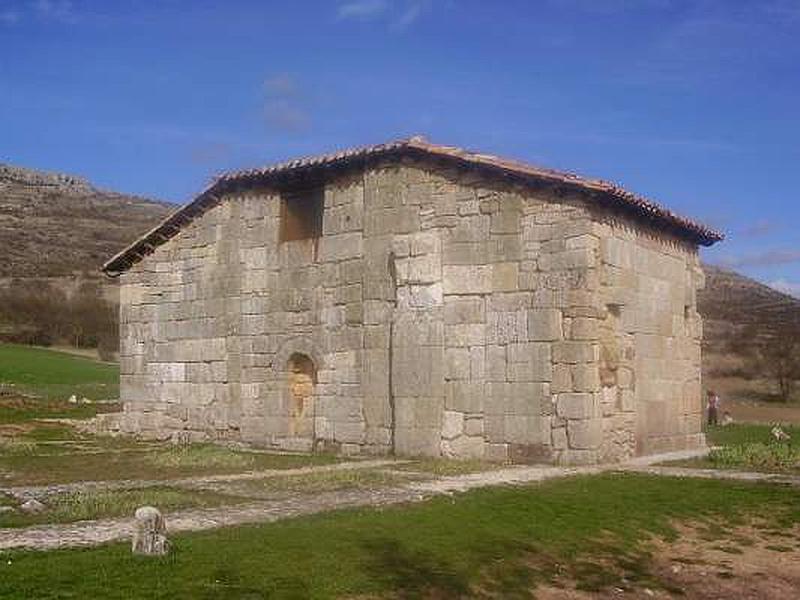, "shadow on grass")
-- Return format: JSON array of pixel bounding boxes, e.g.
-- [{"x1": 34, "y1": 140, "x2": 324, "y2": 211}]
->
[
  {"x1": 359, "y1": 536, "x2": 570, "y2": 599},
  {"x1": 361, "y1": 538, "x2": 471, "y2": 598}
]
